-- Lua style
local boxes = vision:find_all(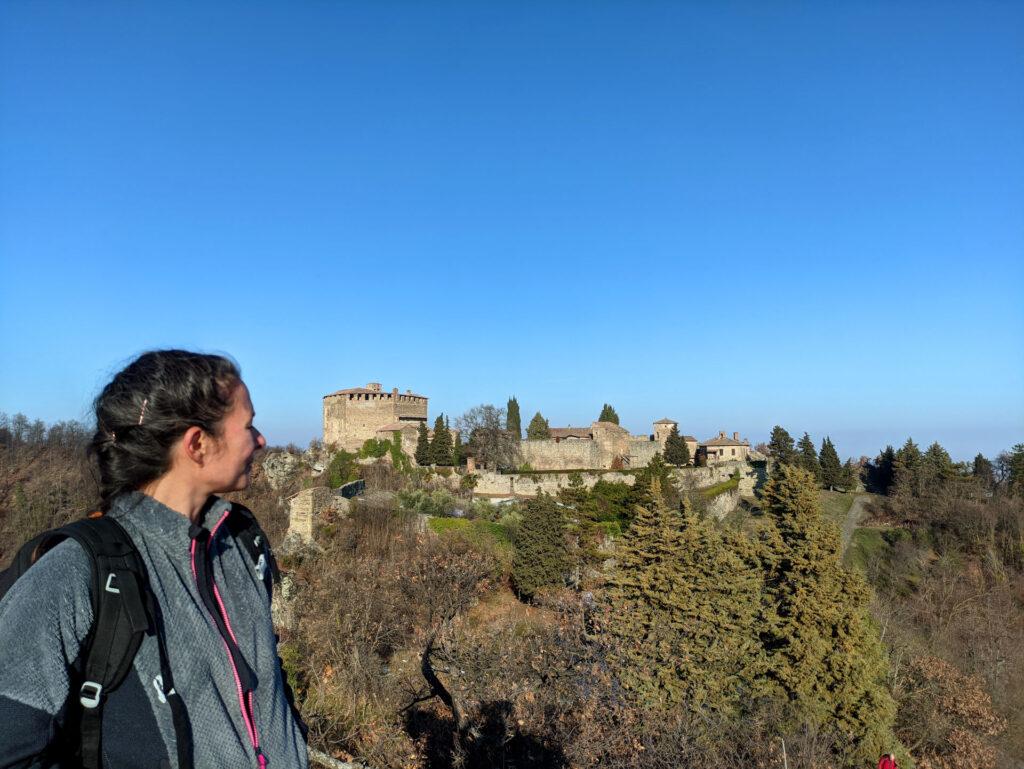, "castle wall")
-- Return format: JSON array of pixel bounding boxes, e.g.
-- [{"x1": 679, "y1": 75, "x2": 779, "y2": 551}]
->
[
  {"x1": 471, "y1": 463, "x2": 746, "y2": 498},
  {"x1": 520, "y1": 439, "x2": 600, "y2": 471},
  {"x1": 624, "y1": 439, "x2": 661, "y2": 468}
]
